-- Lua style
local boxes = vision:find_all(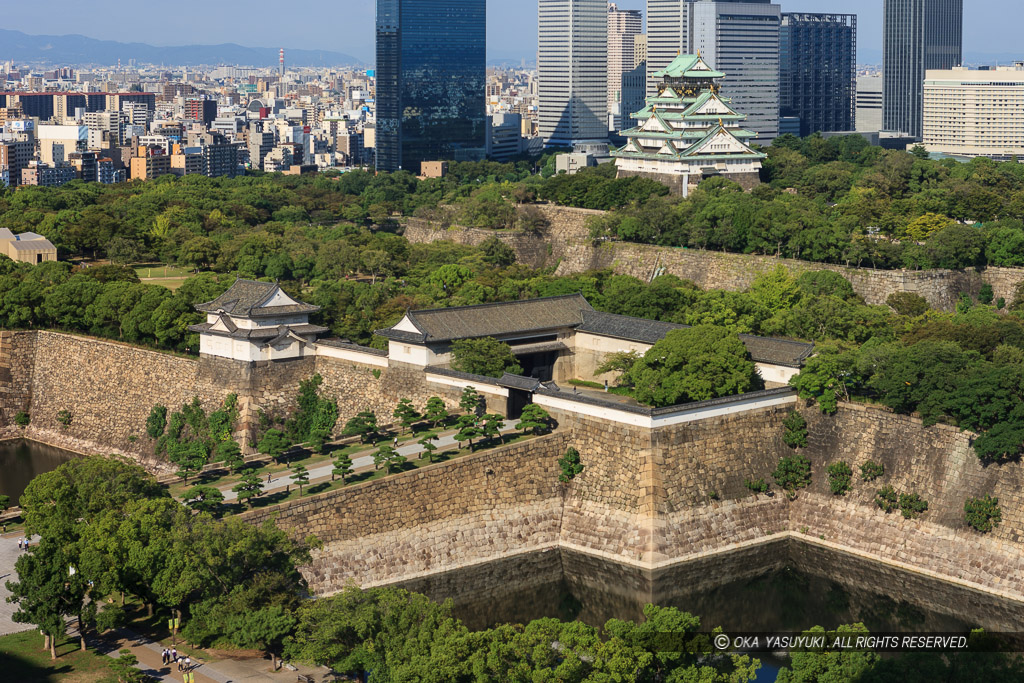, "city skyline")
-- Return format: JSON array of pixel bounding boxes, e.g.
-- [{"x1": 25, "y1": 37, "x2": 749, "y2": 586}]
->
[{"x1": 0, "y1": 0, "x2": 1017, "y2": 65}]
